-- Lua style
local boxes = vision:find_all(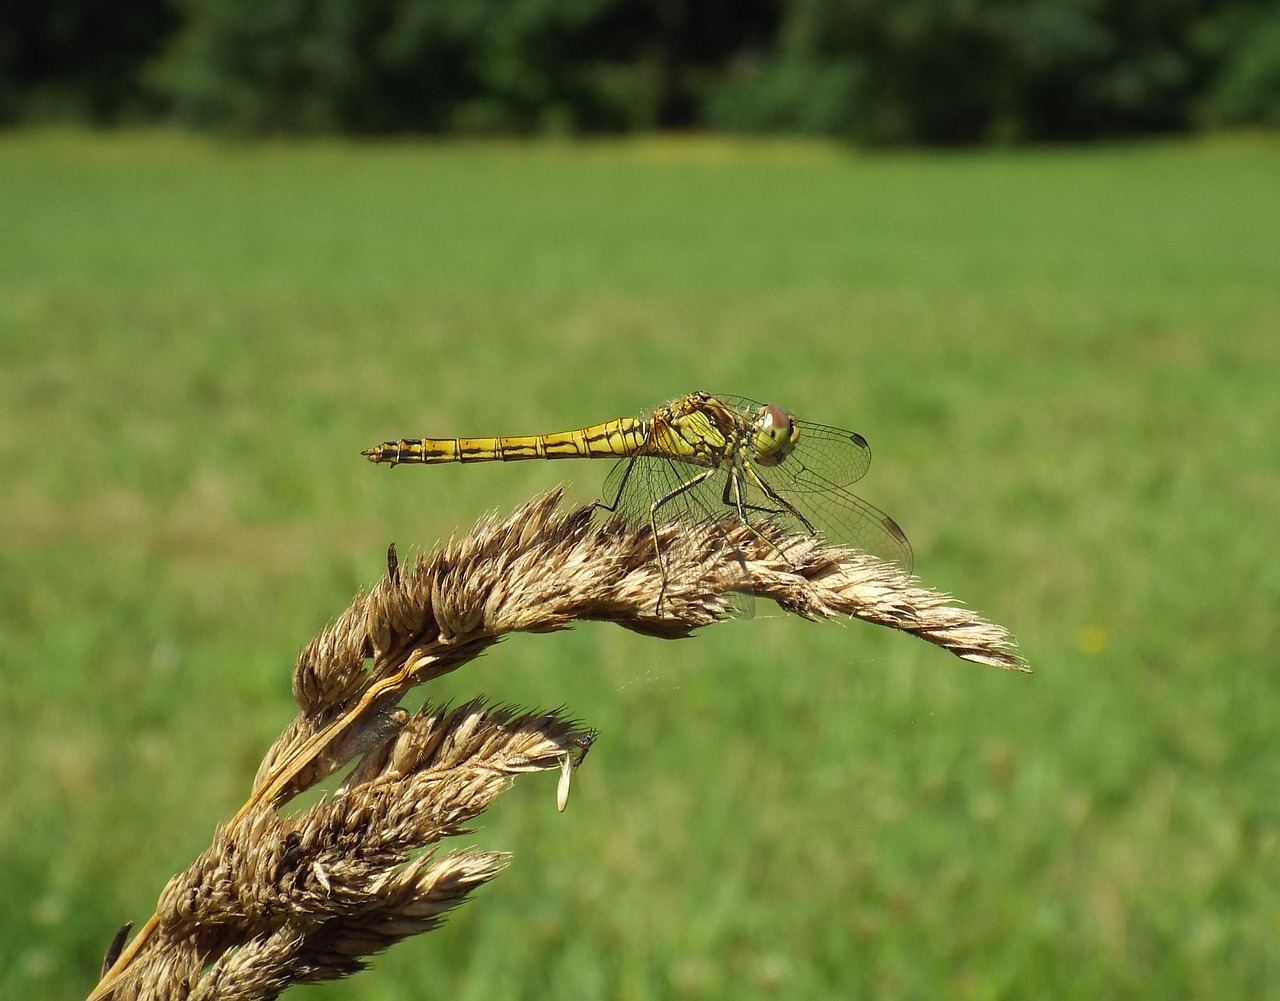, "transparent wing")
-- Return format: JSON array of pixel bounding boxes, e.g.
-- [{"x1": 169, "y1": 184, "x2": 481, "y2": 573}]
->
[
  {"x1": 599, "y1": 447, "x2": 913, "y2": 574},
  {"x1": 600, "y1": 454, "x2": 734, "y2": 530},
  {"x1": 750, "y1": 464, "x2": 914, "y2": 571}
]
